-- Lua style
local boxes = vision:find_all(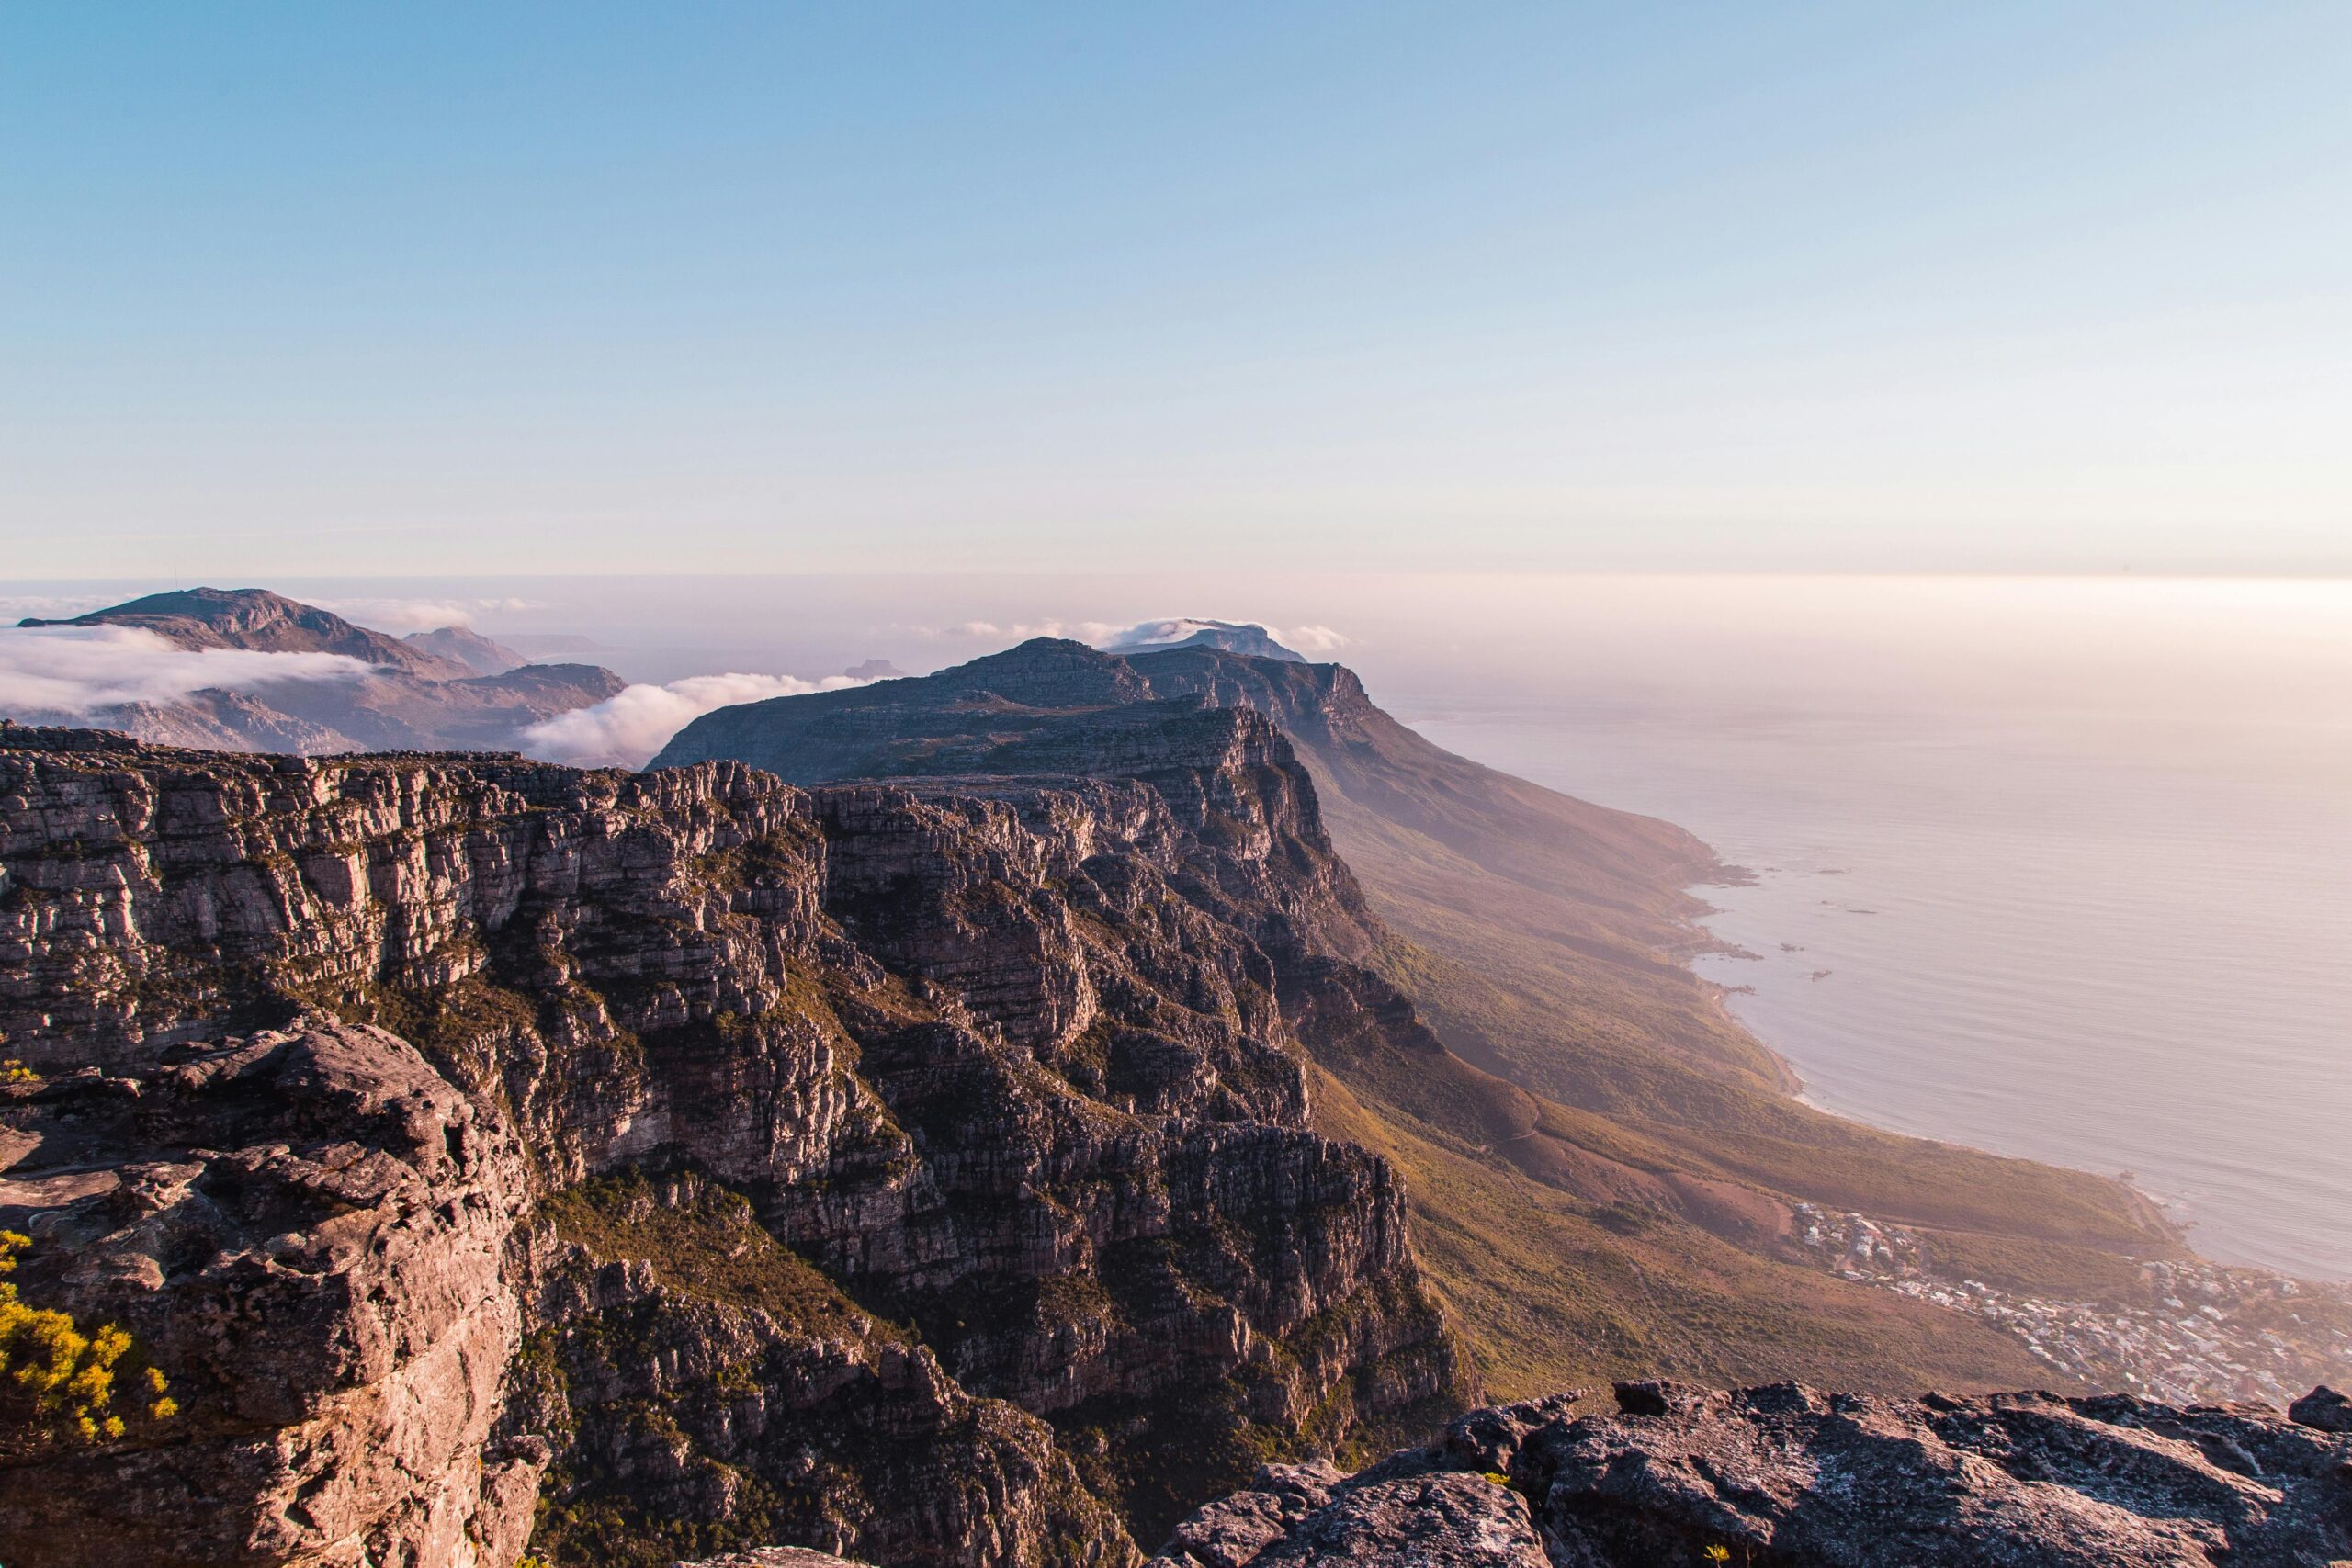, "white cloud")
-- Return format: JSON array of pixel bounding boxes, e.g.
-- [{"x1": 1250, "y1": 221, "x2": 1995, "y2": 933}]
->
[
  {"x1": 918, "y1": 616, "x2": 1346, "y2": 655},
  {"x1": 517, "y1": 671, "x2": 868, "y2": 769},
  {"x1": 0, "y1": 593, "x2": 119, "y2": 623},
  {"x1": 0, "y1": 626, "x2": 374, "y2": 720},
  {"x1": 928, "y1": 618, "x2": 1120, "y2": 643},
  {"x1": 313, "y1": 595, "x2": 542, "y2": 634},
  {"x1": 1277, "y1": 624, "x2": 1350, "y2": 652},
  {"x1": 1098, "y1": 617, "x2": 1346, "y2": 656}
]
